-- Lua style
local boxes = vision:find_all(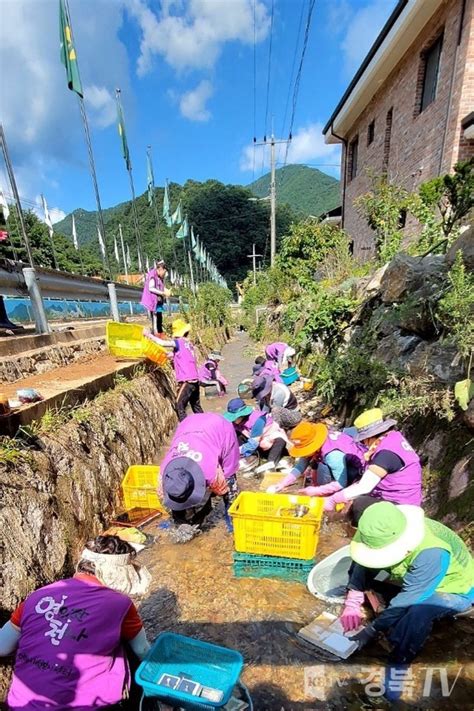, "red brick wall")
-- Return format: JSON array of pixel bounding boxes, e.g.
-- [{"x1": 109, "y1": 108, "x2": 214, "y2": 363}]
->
[{"x1": 342, "y1": 0, "x2": 474, "y2": 259}]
